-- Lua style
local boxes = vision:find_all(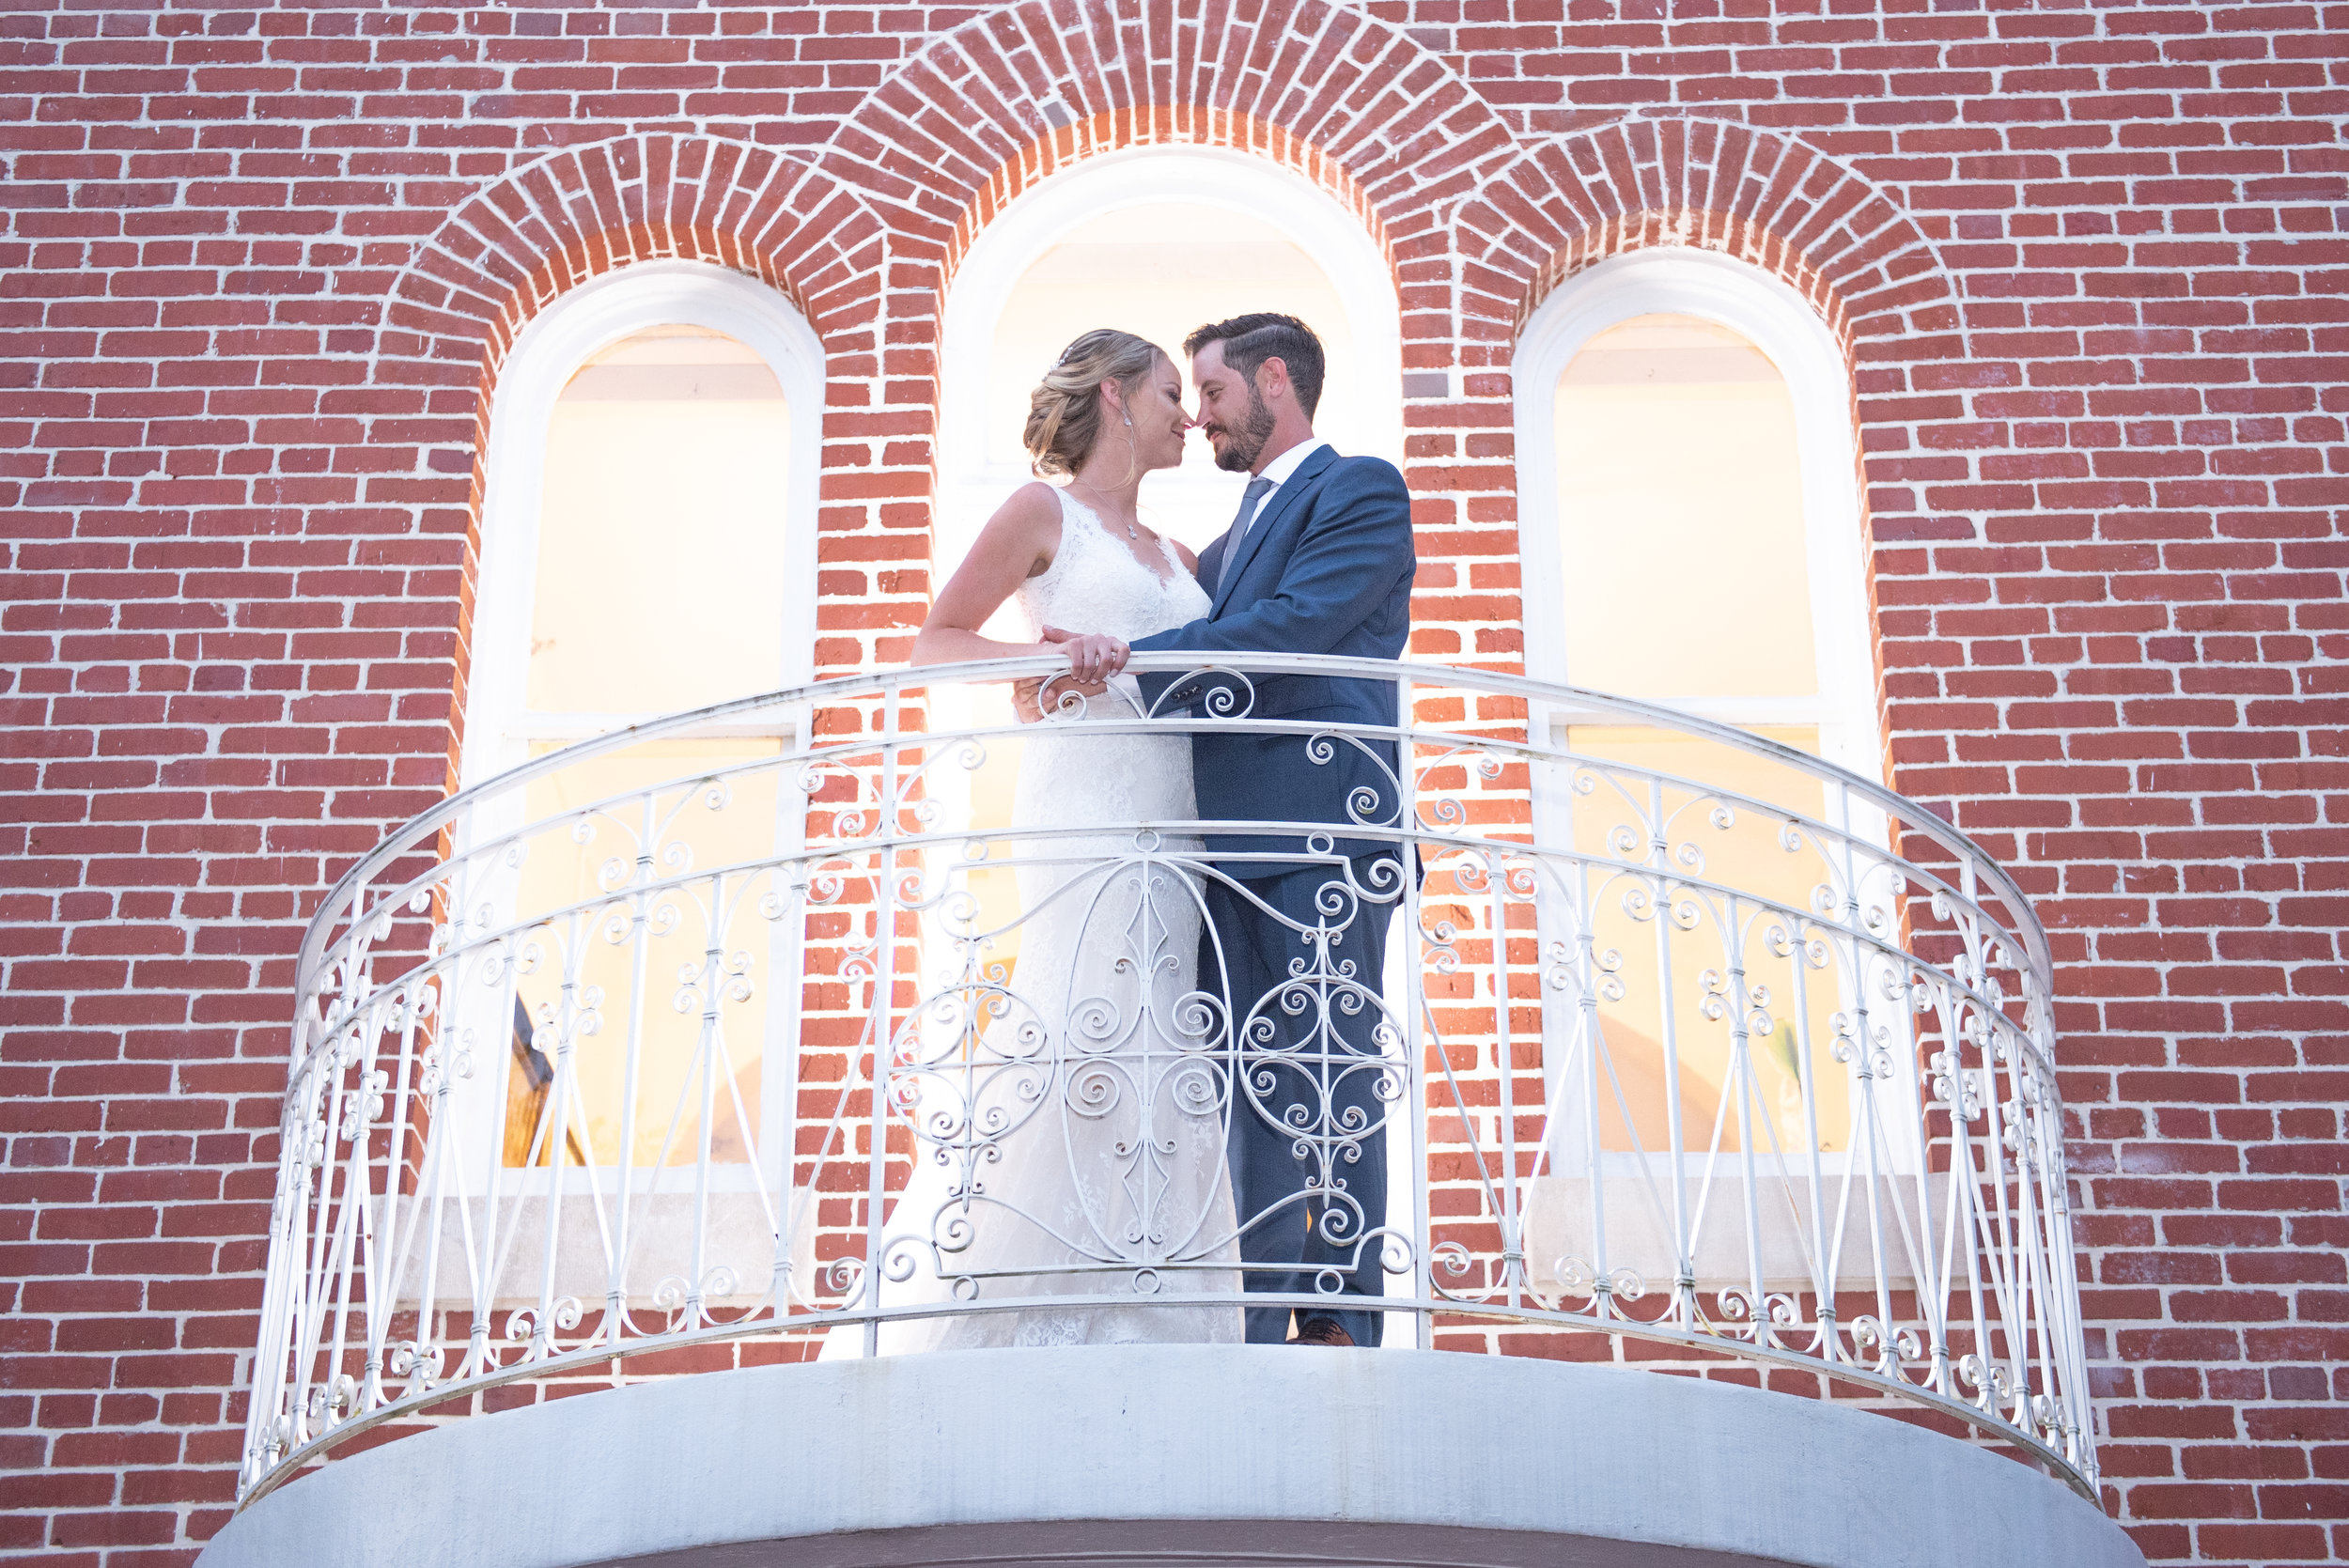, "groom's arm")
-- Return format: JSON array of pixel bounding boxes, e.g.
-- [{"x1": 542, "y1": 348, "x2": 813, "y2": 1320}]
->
[{"x1": 1130, "y1": 458, "x2": 1412, "y2": 663}]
